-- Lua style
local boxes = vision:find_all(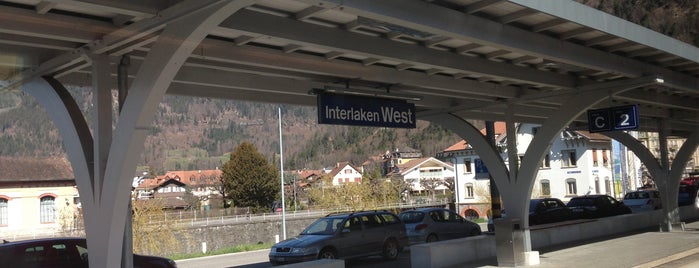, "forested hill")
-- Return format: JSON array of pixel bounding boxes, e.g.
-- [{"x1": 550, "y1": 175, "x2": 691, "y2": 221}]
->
[
  {"x1": 0, "y1": 0, "x2": 696, "y2": 174},
  {"x1": 0, "y1": 90, "x2": 461, "y2": 173}
]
